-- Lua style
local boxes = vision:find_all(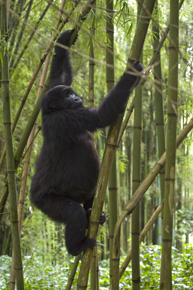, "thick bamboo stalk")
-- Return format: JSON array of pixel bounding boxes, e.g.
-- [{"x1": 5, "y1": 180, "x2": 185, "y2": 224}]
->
[
  {"x1": 132, "y1": 85, "x2": 142, "y2": 290},
  {"x1": 77, "y1": 1, "x2": 156, "y2": 289},
  {"x1": 131, "y1": 3, "x2": 143, "y2": 289},
  {"x1": 160, "y1": 0, "x2": 179, "y2": 289},
  {"x1": 88, "y1": 8, "x2": 95, "y2": 108},
  {"x1": 105, "y1": 0, "x2": 118, "y2": 285},
  {"x1": 1, "y1": 1, "x2": 24, "y2": 289},
  {"x1": 153, "y1": 0, "x2": 165, "y2": 203},
  {"x1": 65, "y1": 254, "x2": 81, "y2": 290},
  {"x1": 87, "y1": 5, "x2": 99, "y2": 289}
]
